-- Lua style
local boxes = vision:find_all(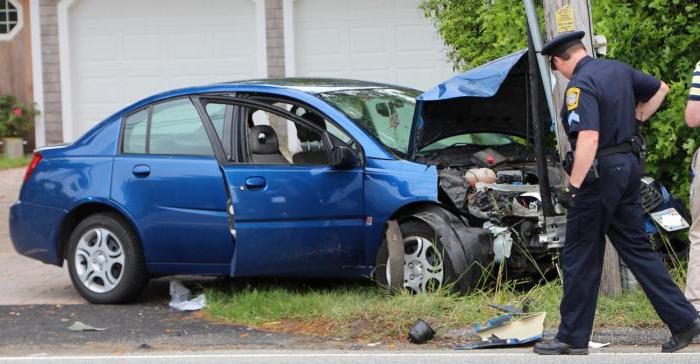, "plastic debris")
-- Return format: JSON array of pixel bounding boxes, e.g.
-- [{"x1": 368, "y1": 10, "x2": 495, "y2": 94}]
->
[
  {"x1": 67, "y1": 321, "x2": 105, "y2": 332},
  {"x1": 408, "y1": 319, "x2": 435, "y2": 344},
  {"x1": 456, "y1": 312, "x2": 546, "y2": 349},
  {"x1": 588, "y1": 341, "x2": 610, "y2": 349},
  {"x1": 169, "y1": 280, "x2": 206, "y2": 311},
  {"x1": 489, "y1": 303, "x2": 524, "y2": 314}
]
